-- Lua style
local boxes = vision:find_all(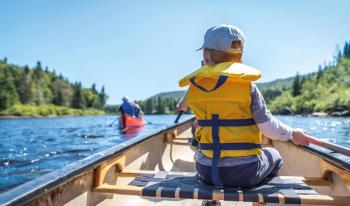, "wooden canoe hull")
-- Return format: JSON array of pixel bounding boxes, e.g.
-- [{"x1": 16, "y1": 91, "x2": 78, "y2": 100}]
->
[{"x1": 1, "y1": 116, "x2": 350, "y2": 206}]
